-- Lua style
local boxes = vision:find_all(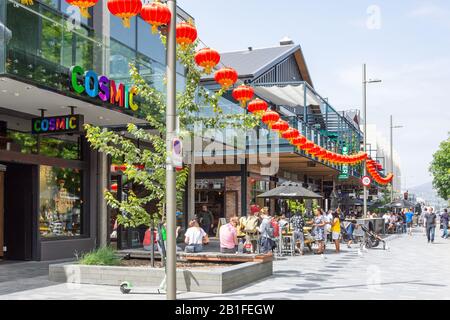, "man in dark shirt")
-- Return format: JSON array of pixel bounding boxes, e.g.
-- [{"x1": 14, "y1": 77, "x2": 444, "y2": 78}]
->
[
  {"x1": 197, "y1": 205, "x2": 214, "y2": 236},
  {"x1": 424, "y1": 208, "x2": 437, "y2": 243},
  {"x1": 440, "y1": 209, "x2": 449, "y2": 239}
]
